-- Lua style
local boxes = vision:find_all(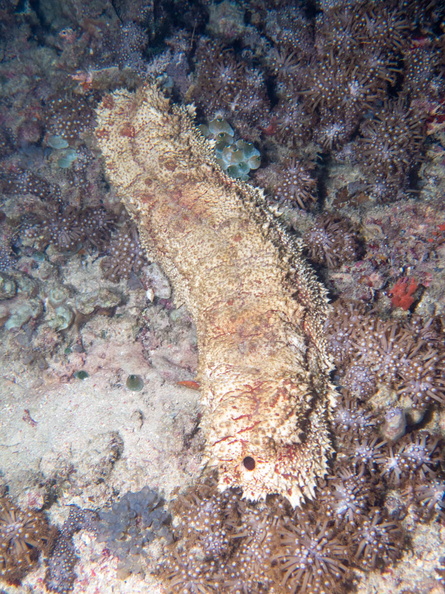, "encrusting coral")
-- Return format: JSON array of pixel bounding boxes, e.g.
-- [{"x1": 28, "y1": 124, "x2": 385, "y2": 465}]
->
[
  {"x1": 45, "y1": 506, "x2": 98, "y2": 594},
  {"x1": 95, "y1": 82, "x2": 337, "y2": 508}
]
